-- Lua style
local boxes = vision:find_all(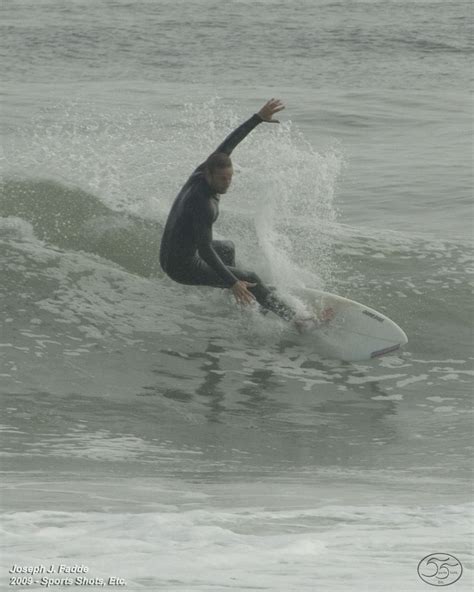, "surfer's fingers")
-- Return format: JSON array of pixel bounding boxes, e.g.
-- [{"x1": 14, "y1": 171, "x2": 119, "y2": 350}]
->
[
  {"x1": 233, "y1": 287, "x2": 256, "y2": 305},
  {"x1": 237, "y1": 296, "x2": 254, "y2": 306}
]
